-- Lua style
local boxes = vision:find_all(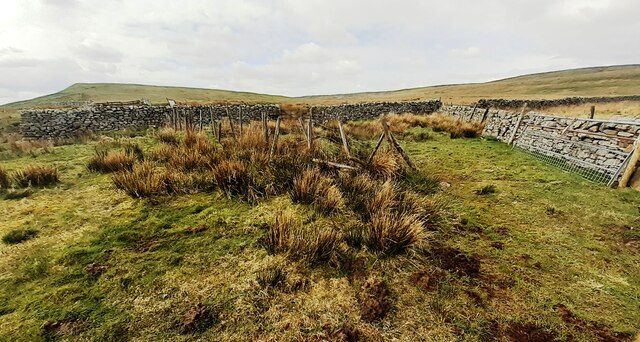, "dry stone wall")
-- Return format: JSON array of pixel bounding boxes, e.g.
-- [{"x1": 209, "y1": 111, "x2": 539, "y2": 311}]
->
[
  {"x1": 439, "y1": 105, "x2": 640, "y2": 174},
  {"x1": 20, "y1": 100, "x2": 442, "y2": 138},
  {"x1": 20, "y1": 105, "x2": 168, "y2": 138},
  {"x1": 474, "y1": 96, "x2": 640, "y2": 110},
  {"x1": 310, "y1": 101, "x2": 442, "y2": 122}
]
